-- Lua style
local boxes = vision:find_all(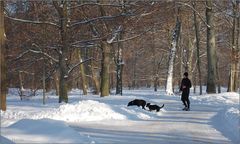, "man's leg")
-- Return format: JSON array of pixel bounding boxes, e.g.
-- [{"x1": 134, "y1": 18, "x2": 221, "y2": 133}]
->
[
  {"x1": 185, "y1": 95, "x2": 190, "y2": 111},
  {"x1": 181, "y1": 96, "x2": 187, "y2": 110}
]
